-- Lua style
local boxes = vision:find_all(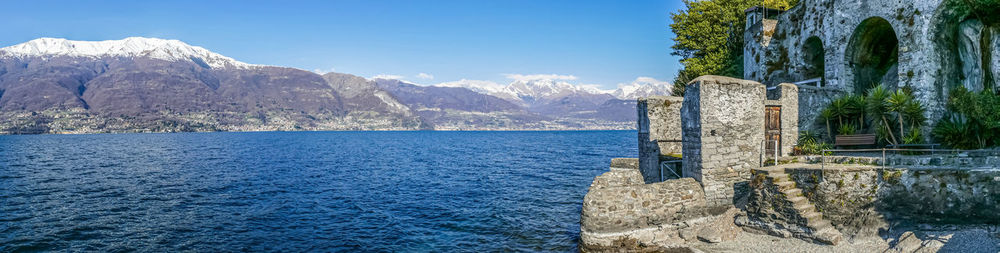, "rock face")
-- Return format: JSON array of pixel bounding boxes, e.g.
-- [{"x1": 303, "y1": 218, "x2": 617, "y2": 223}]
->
[
  {"x1": 958, "y1": 19, "x2": 984, "y2": 92},
  {"x1": 991, "y1": 25, "x2": 1000, "y2": 92},
  {"x1": 681, "y1": 76, "x2": 765, "y2": 209}
]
